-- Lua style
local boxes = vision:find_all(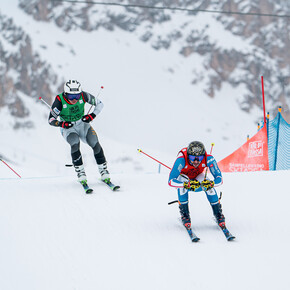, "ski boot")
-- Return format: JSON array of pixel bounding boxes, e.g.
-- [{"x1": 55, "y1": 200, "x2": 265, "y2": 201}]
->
[
  {"x1": 179, "y1": 203, "x2": 191, "y2": 229},
  {"x1": 211, "y1": 202, "x2": 226, "y2": 228},
  {"x1": 74, "y1": 164, "x2": 93, "y2": 193},
  {"x1": 75, "y1": 164, "x2": 87, "y2": 184},
  {"x1": 98, "y1": 162, "x2": 110, "y2": 183}
]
